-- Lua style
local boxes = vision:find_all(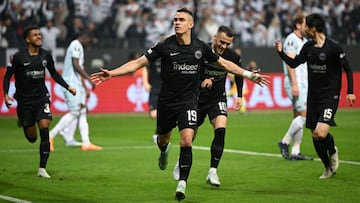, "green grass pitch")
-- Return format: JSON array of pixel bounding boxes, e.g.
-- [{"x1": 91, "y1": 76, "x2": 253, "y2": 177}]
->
[{"x1": 0, "y1": 109, "x2": 359, "y2": 203}]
